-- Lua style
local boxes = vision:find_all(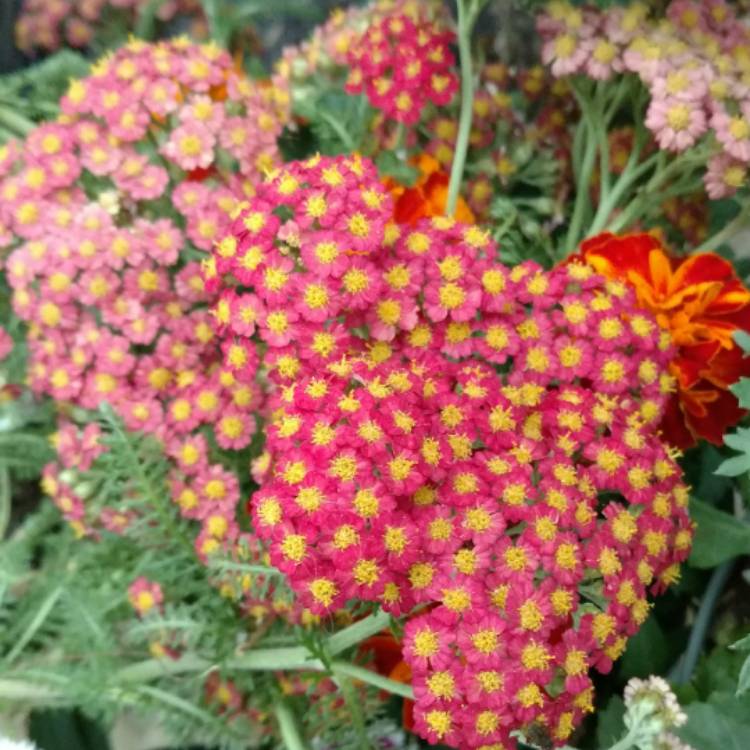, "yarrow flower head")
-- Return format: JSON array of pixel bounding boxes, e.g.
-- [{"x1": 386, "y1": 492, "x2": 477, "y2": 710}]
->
[
  {"x1": 345, "y1": 6, "x2": 458, "y2": 125},
  {"x1": 1, "y1": 38, "x2": 289, "y2": 562},
  {"x1": 538, "y1": 0, "x2": 750, "y2": 197},
  {"x1": 622, "y1": 676, "x2": 693, "y2": 750},
  {"x1": 578, "y1": 231, "x2": 750, "y2": 448},
  {"x1": 211, "y1": 155, "x2": 693, "y2": 749}
]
